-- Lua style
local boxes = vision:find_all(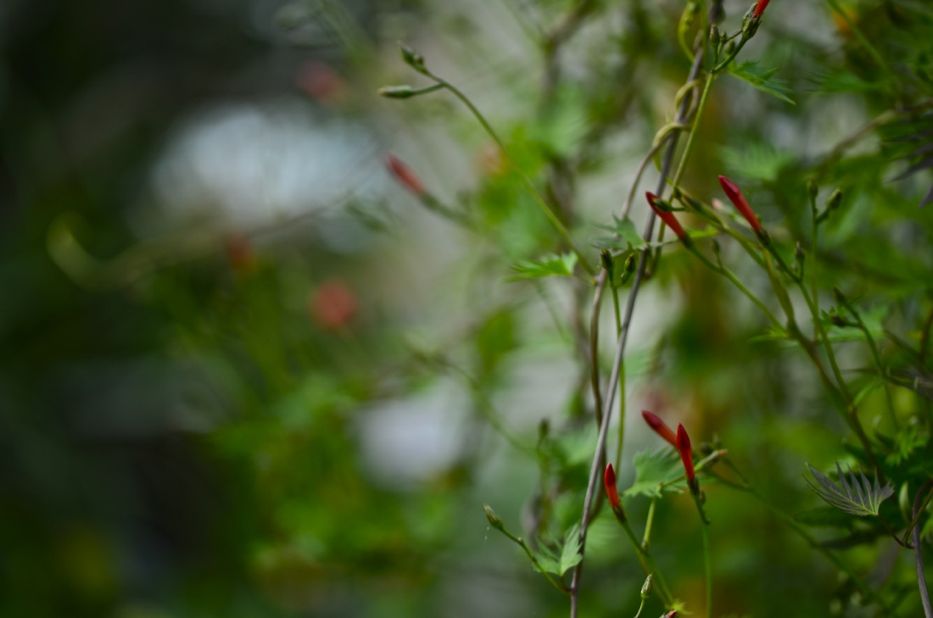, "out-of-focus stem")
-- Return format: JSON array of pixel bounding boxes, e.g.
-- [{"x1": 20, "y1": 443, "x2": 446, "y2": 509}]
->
[
  {"x1": 642, "y1": 499, "x2": 657, "y2": 550},
  {"x1": 425, "y1": 73, "x2": 595, "y2": 275},
  {"x1": 568, "y1": 47, "x2": 707, "y2": 618},
  {"x1": 620, "y1": 519, "x2": 674, "y2": 607},
  {"x1": 913, "y1": 482, "x2": 933, "y2": 618},
  {"x1": 701, "y1": 519, "x2": 712, "y2": 618},
  {"x1": 590, "y1": 271, "x2": 608, "y2": 427},
  {"x1": 715, "y1": 463, "x2": 894, "y2": 614},
  {"x1": 670, "y1": 72, "x2": 714, "y2": 189},
  {"x1": 839, "y1": 297, "x2": 899, "y2": 430}
]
